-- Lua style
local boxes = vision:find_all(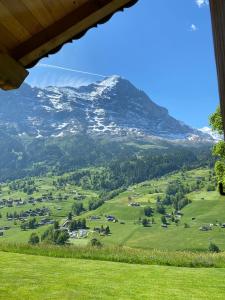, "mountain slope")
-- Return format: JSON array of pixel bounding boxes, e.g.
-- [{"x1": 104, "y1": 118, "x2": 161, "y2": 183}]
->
[
  {"x1": 0, "y1": 76, "x2": 210, "y2": 140},
  {"x1": 199, "y1": 127, "x2": 222, "y2": 142}
]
